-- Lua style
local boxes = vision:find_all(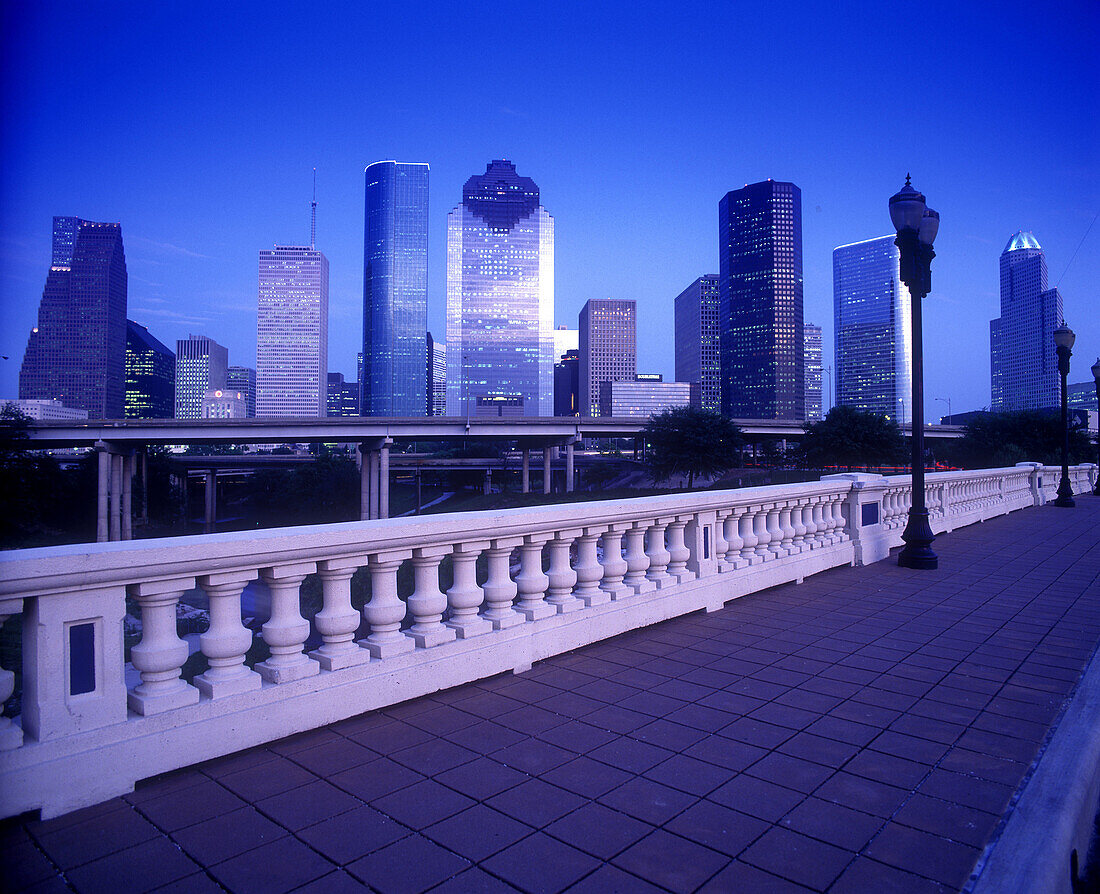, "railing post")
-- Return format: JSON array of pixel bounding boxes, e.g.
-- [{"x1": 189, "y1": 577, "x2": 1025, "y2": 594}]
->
[
  {"x1": 256, "y1": 563, "x2": 321, "y2": 683},
  {"x1": 407, "y1": 547, "x2": 457, "y2": 647},
  {"x1": 0, "y1": 599, "x2": 23, "y2": 749},
  {"x1": 363, "y1": 552, "x2": 415, "y2": 658},
  {"x1": 685, "y1": 511, "x2": 717, "y2": 578},
  {"x1": 515, "y1": 534, "x2": 555, "y2": 619},
  {"x1": 547, "y1": 529, "x2": 584, "y2": 610},
  {"x1": 310, "y1": 560, "x2": 372, "y2": 670},
  {"x1": 1016, "y1": 462, "x2": 1043, "y2": 507},
  {"x1": 599, "y1": 525, "x2": 631, "y2": 600},
  {"x1": 482, "y1": 538, "x2": 525, "y2": 628},
  {"x1": 128, "y1": 578, "x2": 201, "y2": 714},
  {"x1": 573, "y1": 527, "x2": 610, "y2": 605},
  {"x1": 445, "y1": 541, "x2": 493, "y2": 638},
  {"x1": 195, "y1": 571, "x2": 264, "y2": 697}
]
